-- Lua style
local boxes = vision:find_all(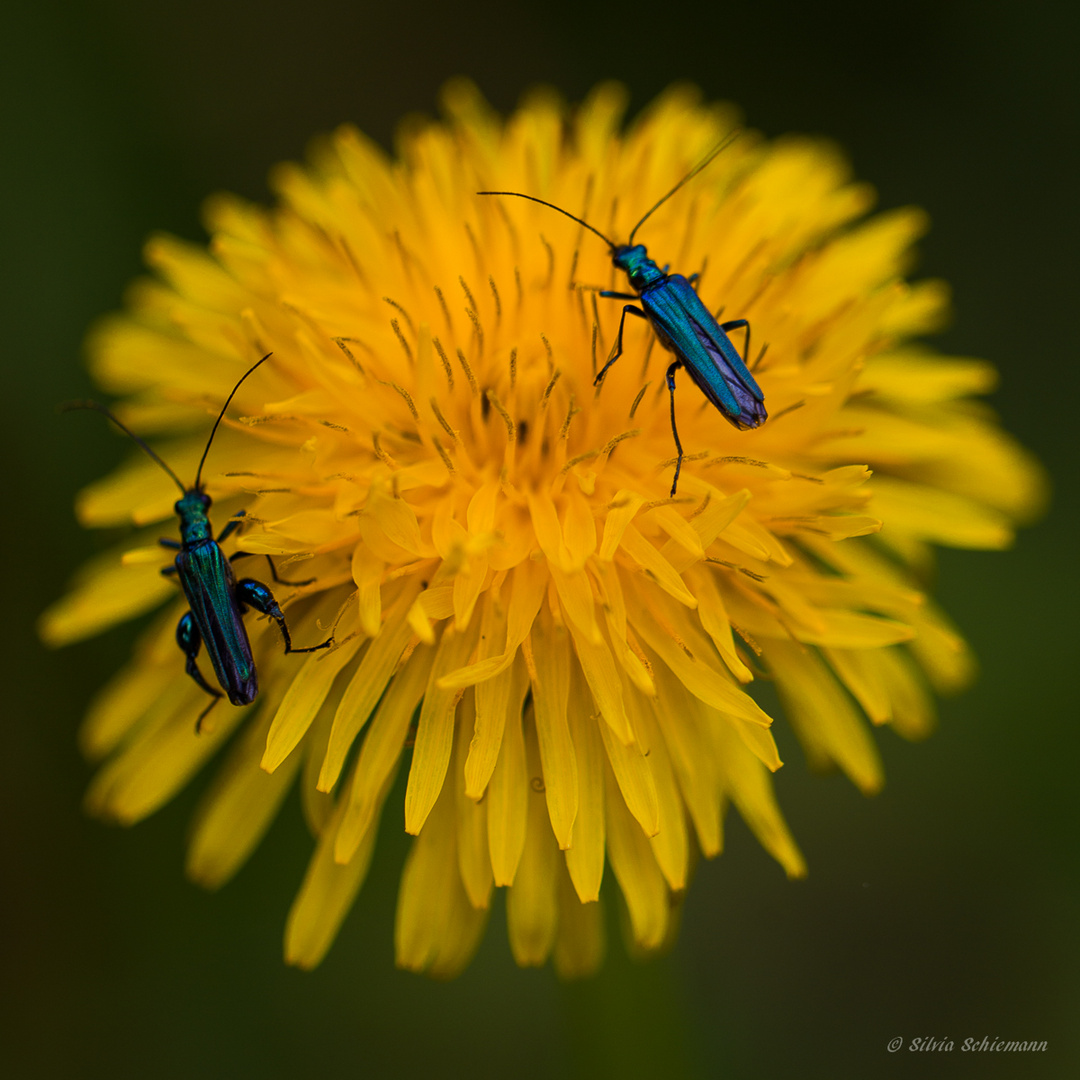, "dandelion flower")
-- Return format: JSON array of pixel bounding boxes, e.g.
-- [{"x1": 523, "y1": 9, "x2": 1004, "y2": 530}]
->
[{"x1": 41, "y1": 82, "x2": 1044, "y2": 978}]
